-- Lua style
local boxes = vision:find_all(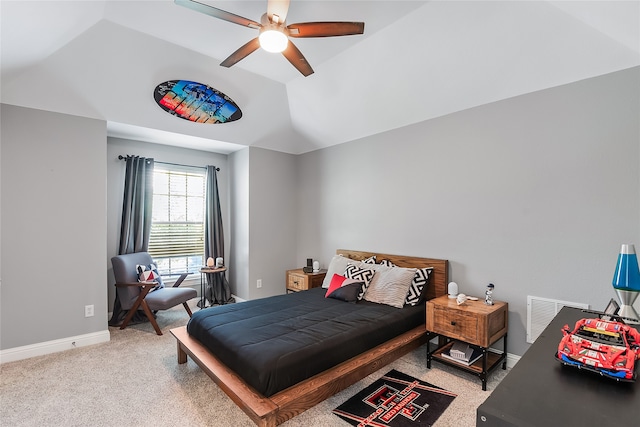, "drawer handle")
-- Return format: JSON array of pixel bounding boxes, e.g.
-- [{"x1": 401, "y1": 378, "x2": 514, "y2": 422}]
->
[{"x1": 451, "y1": 321, "x2": 456, "y2": 326}]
